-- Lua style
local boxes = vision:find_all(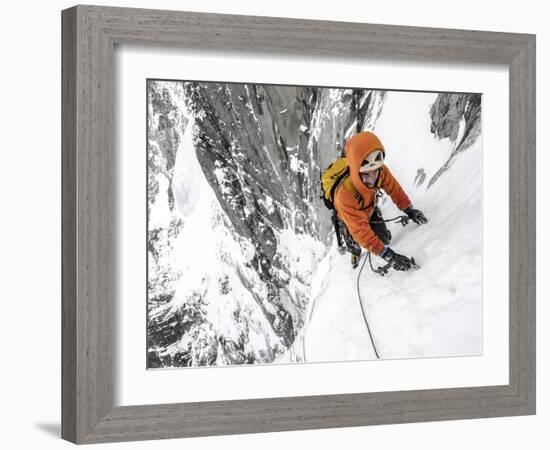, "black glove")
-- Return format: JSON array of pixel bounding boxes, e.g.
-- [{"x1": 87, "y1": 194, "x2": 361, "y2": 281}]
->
[
  {"x1": 404, "y1": 206, "x2": 428, "y2": 225},
  {"x1": 381, "y1": 247, "x2": 412, "y2": 271}
]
